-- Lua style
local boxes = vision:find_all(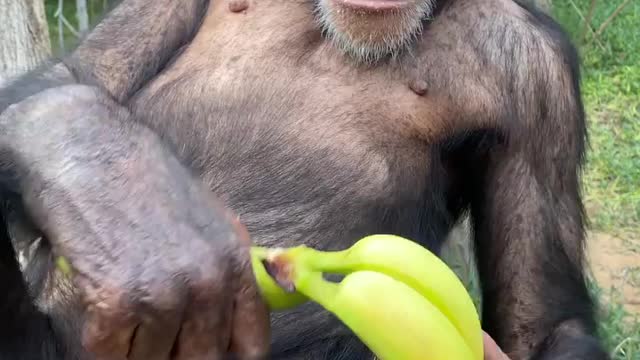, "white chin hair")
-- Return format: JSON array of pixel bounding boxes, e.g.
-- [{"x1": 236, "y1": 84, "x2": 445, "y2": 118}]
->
[{"x1": 315, "y1": 0, "x2": 436, "y2": 64}]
